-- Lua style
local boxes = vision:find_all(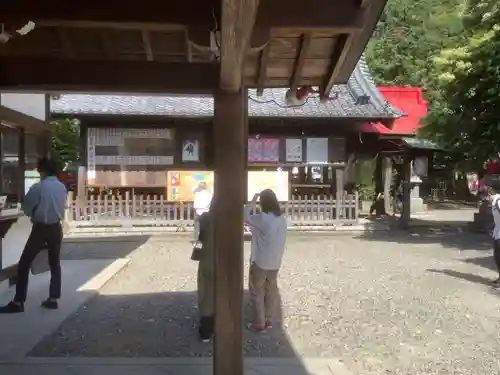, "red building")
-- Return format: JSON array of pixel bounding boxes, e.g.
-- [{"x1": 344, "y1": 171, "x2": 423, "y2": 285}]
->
[{"x1": 361, "y1": 87, "x2": 428, "y2": 136}]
